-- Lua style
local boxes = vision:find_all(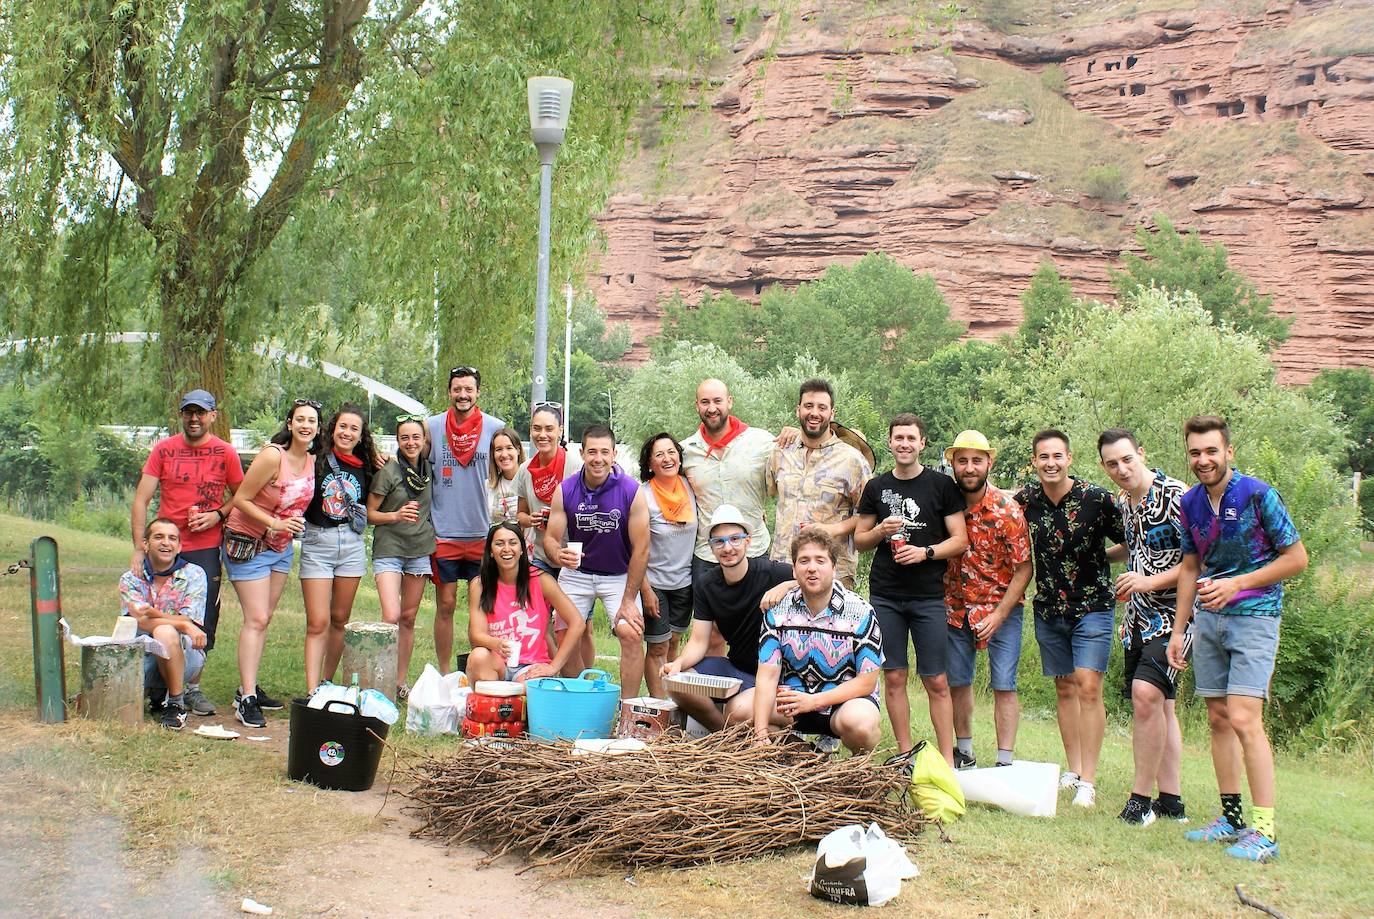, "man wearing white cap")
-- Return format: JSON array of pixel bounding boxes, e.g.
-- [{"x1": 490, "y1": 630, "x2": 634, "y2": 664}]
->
[
  {"x1": 944, "y1": 430, "x2": 1032, "y2": 769},
  {"x1": 662, "y1": 504, "x2": 795, "y2": 732}
]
